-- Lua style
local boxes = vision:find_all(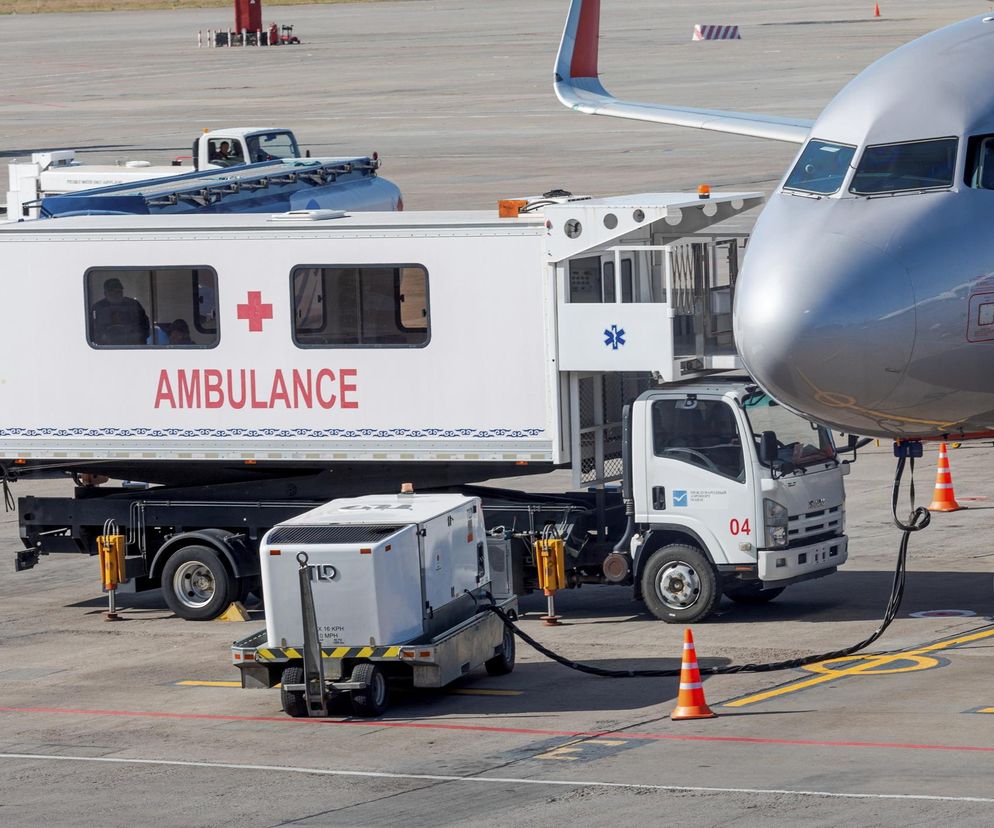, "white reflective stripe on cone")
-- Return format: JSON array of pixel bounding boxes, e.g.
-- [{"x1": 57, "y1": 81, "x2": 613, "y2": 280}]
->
[{"x1": 679, "y1": 682, "x2": 703, "y2": 690}]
